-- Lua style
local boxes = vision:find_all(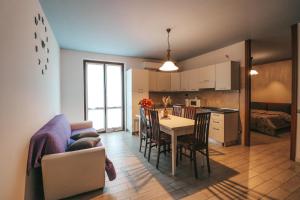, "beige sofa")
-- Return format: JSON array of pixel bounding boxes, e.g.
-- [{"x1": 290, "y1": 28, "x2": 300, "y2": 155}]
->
[{"x1": 40, "y1": 121, "x2": 106, "y2": 200}]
